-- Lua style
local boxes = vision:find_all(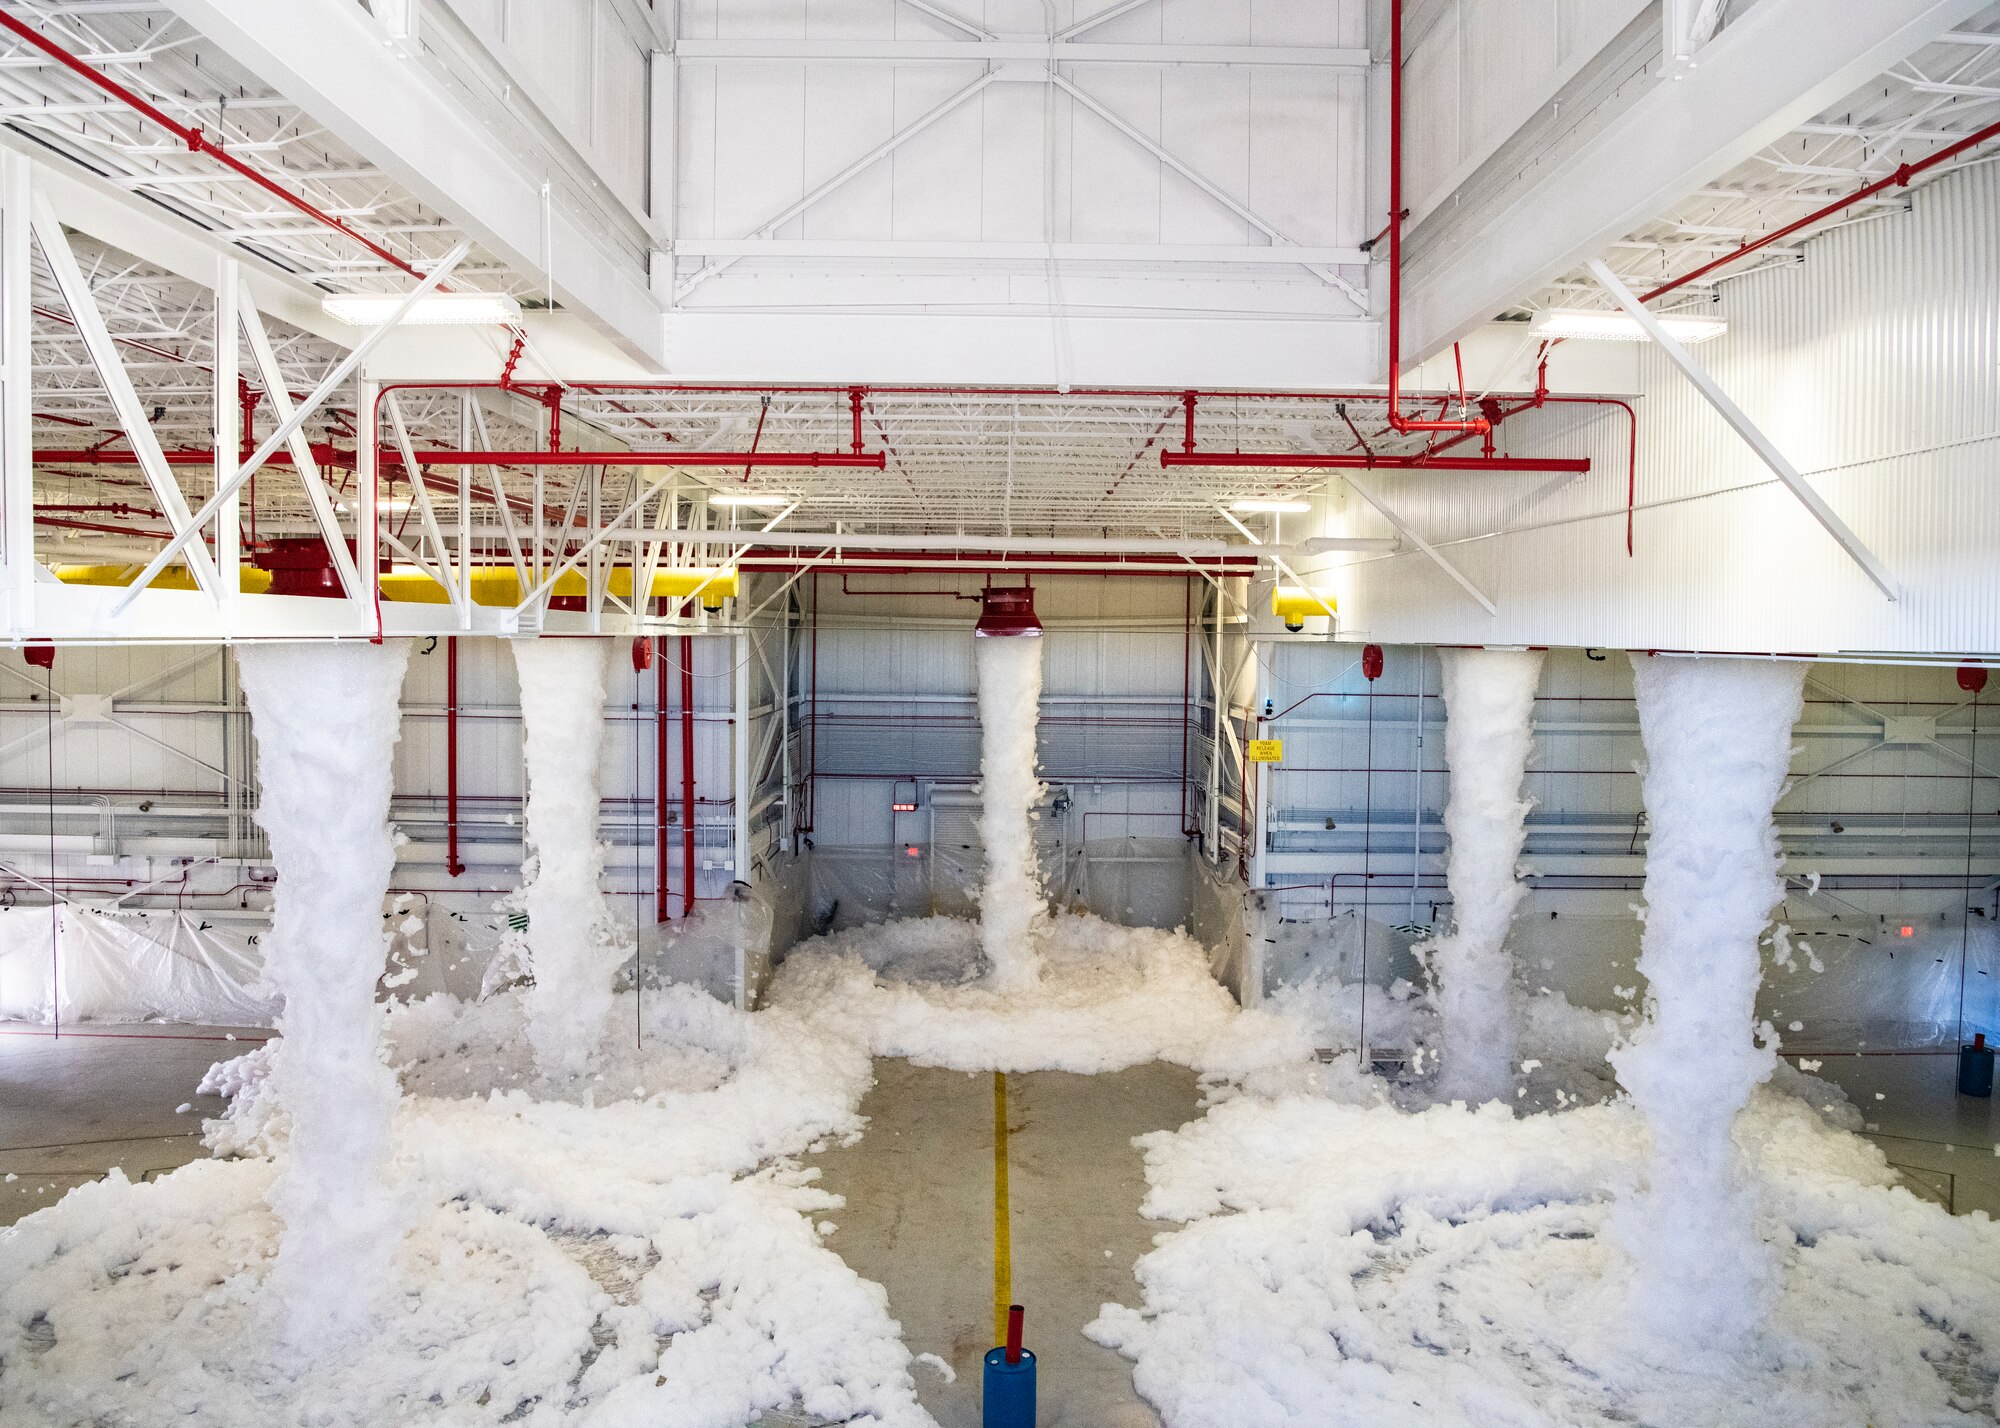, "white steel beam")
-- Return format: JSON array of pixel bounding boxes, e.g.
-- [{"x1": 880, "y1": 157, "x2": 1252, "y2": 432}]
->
[
  {"x1": 673, "y1": 239, "x2": 1369, "y2": 265},
  {"x1": 161, "y1": 0, "x2": 666, "y2": 366},
  {"x1": 239, "y1": 285, "x2": 363, "y2": 601},
  {"x1": 674, "y1": 70, "x2": 1002, "y2": 302},
  {"x1": 674, "y1": 39, "x2": 1368, "y2": 67},
  {"x1": 1048, "y1": 72, "x2": 1368, "y2": 308},
  {"x1": 1588, "y1": 258, "x2": 1897, "y2": 601},
  {"x1": 113, "y1": 242, "x2": 468, "y2": 613},
  {"x1": 32, "y1": 192, "x2": 223, "y2": 600},
  {"x1": 0, "y1": 151, "x2": 30, "y2": 628},
  {"x1": 1404, "y1": 0, "x2": 1989, "y2": 358},
  {"x1": 1341, "y1": 473, "x2": 1498, "y2": 616},
  {"x1": 1057, "y1": 0, "x2": 1158, "y2": 41},
  {"x1": 213, "y1": 255, "x2": 240, "y2": 613},
  {"x1": 897, "y1": 0, "x2": 995, "y2": 41}
]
